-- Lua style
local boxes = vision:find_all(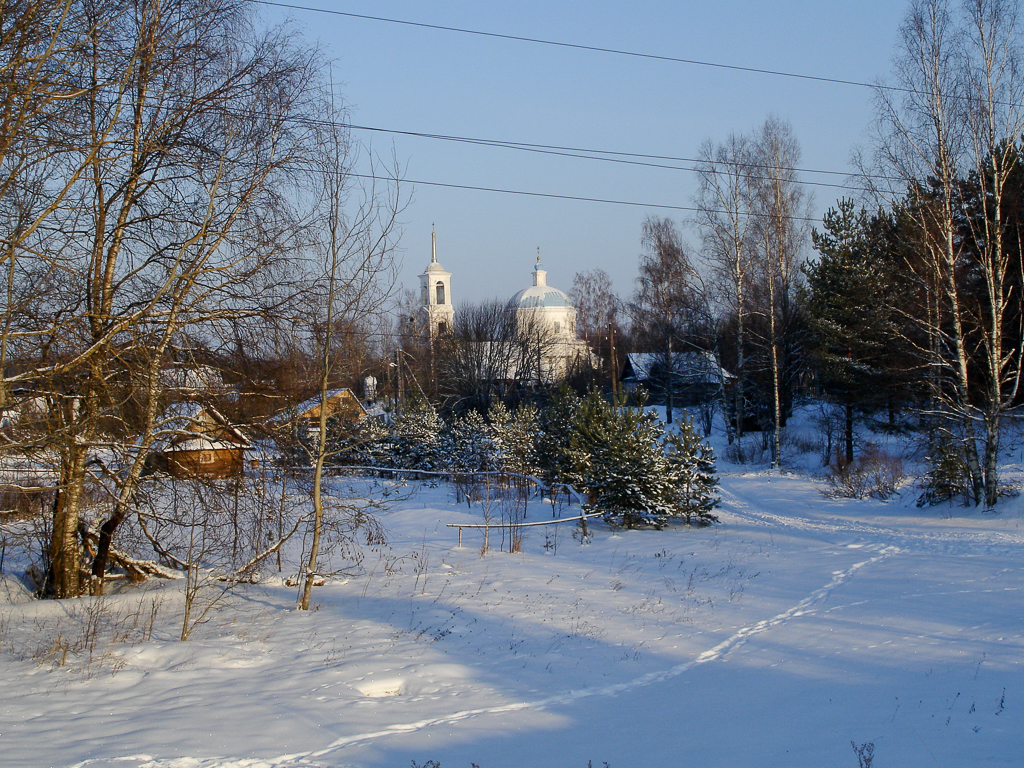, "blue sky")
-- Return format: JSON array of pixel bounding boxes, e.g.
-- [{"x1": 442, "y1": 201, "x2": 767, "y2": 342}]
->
[{"x1": 260, "y1": 1, "x2": 908, "y2": 305}]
